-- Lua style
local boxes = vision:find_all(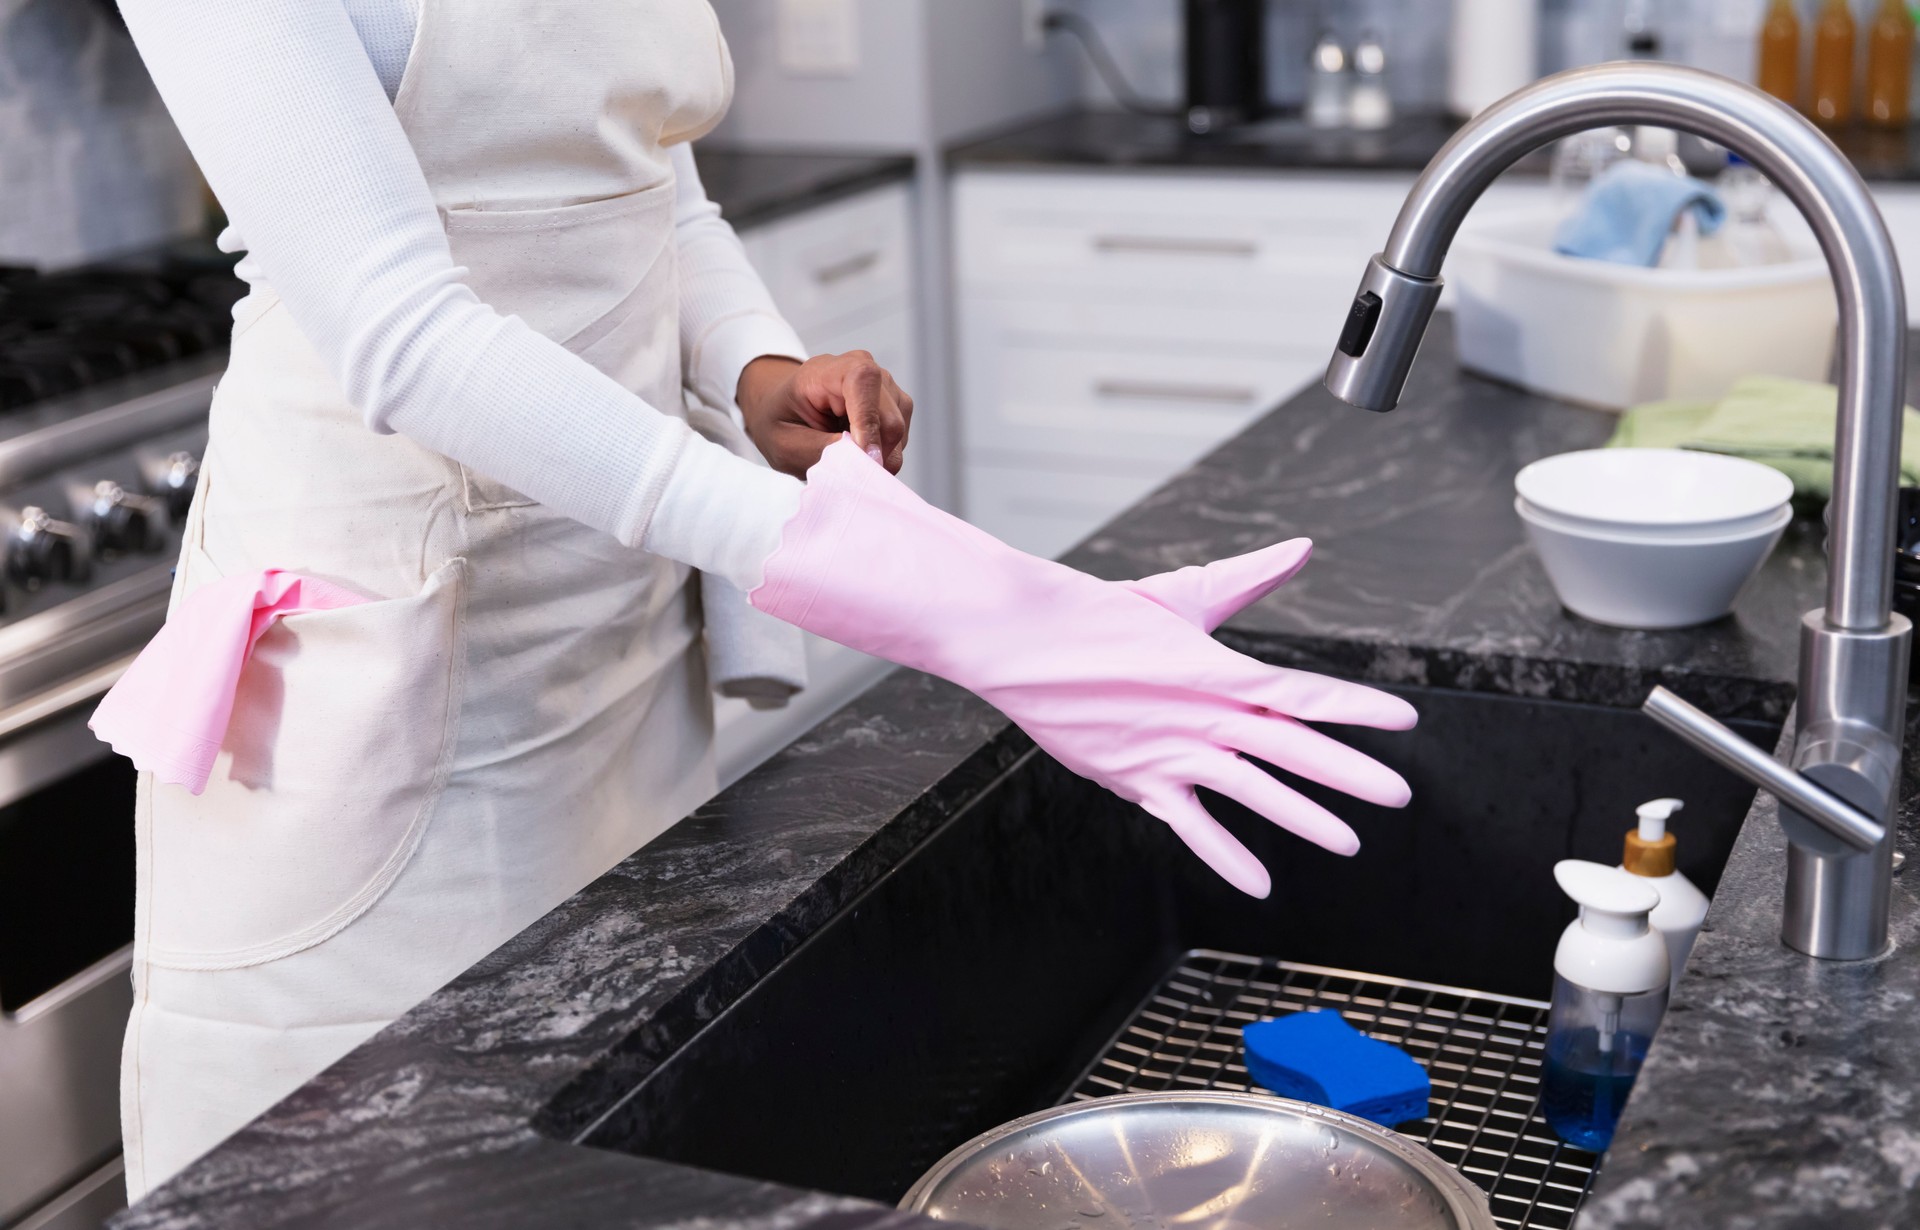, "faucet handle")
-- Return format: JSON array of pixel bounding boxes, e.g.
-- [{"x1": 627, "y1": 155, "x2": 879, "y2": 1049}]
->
[{"x1": 1643, "y1": 686, "x2": 1885, "y2": 851}]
